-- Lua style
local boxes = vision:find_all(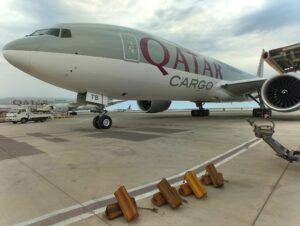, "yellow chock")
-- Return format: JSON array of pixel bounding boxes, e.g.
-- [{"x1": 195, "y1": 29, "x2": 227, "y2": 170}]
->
[
  {"x1": 178, "y1": 183, "x2": 193, "y2": 196},
  {"x1": 105, "y1": 198, "x2": 136, "y2": 220},
  {"x1": 157, "y1": 178, "x2": 182, "y2": 209},
  {"x1": 184, "y1": 171, "x2": 207, "y2": 199},
  {"x1": 205, "y1": 163, "x2": 224, "y2": 188},
  {"x1": 114, "y1": 186, "x2": 139, "y2": 221}
]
